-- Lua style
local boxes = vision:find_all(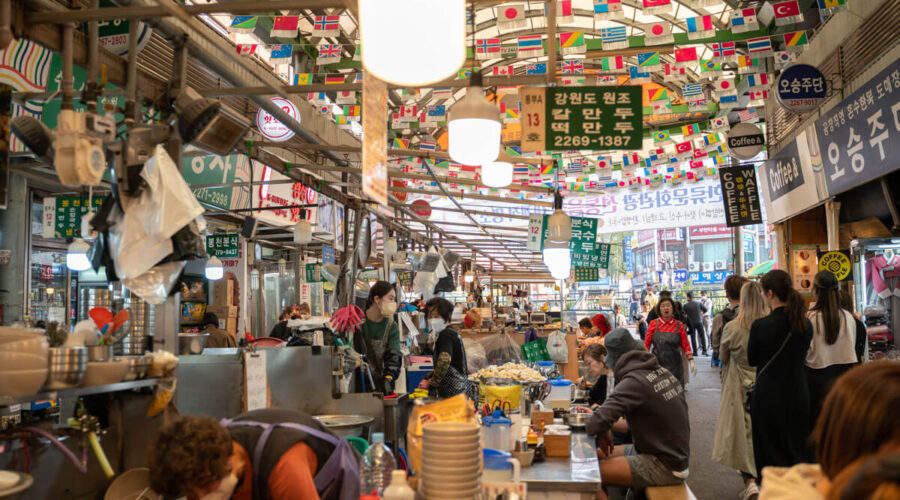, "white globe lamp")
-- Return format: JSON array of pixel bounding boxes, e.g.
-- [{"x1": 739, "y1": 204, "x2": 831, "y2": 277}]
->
[{"x1": 448, "y1": 72, "x2": 501, "y2": 166}]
